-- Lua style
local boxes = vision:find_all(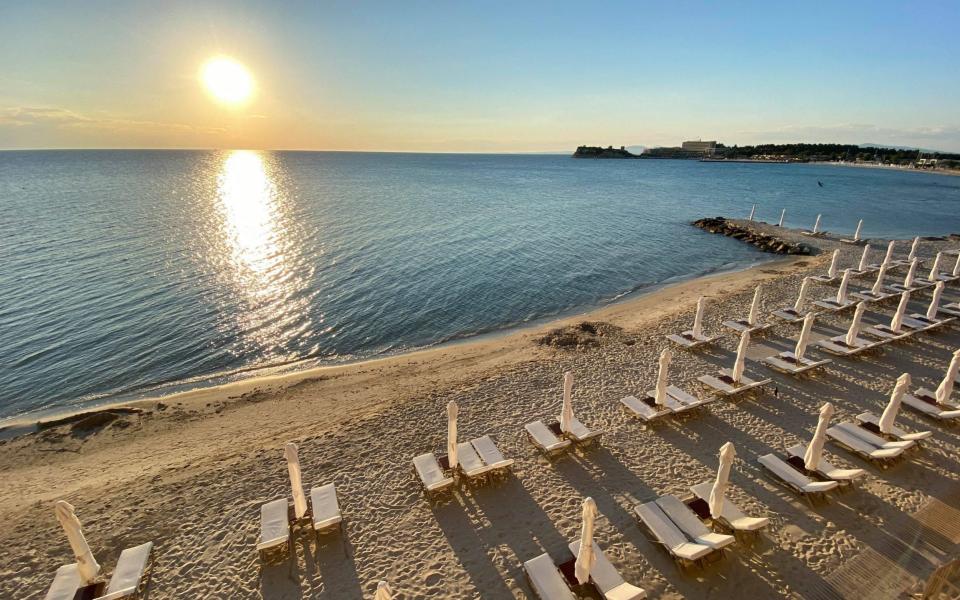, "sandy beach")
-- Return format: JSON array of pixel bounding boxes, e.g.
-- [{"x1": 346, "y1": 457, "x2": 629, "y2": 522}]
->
[{"x1": 3, "y1": 220, "x2": 960, "y2": 599}]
